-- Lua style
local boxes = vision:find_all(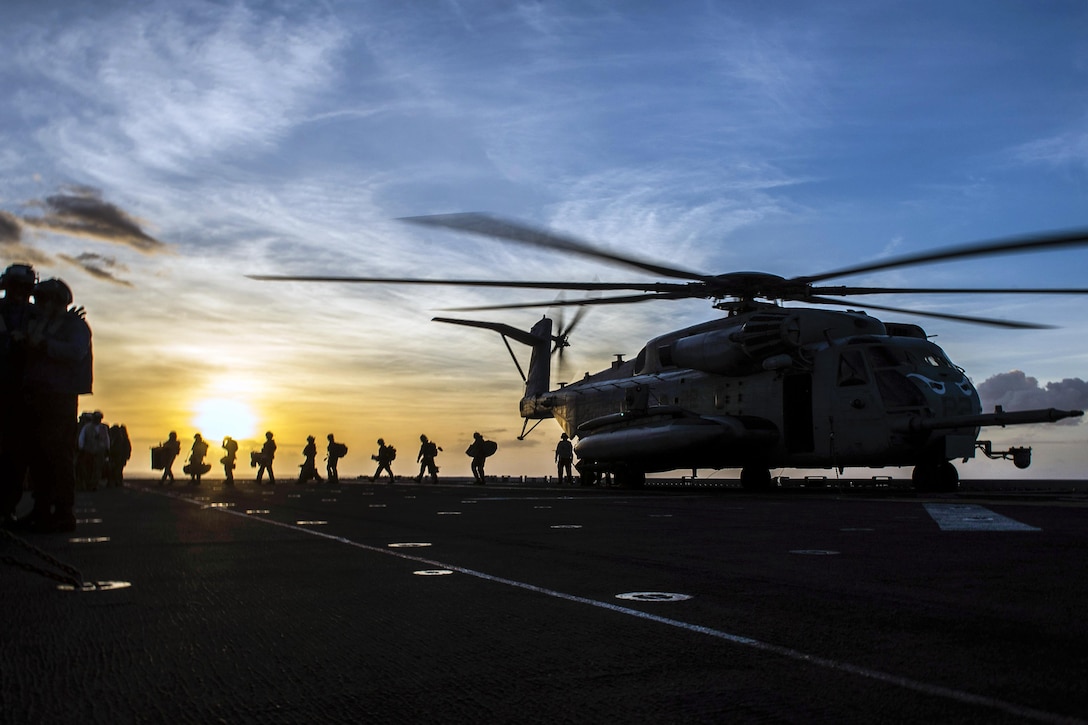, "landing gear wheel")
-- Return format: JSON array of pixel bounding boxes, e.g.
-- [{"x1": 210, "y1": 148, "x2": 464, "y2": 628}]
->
[
  {"x1": 615, "y1": 469, "x2": 646, "y2": 489},
  {"x1": 912, "y1": 461, "x2": 960, "y2": 493},
  {"x1": 740, "y1": 466, "x2": 773, "y2": 492}
]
